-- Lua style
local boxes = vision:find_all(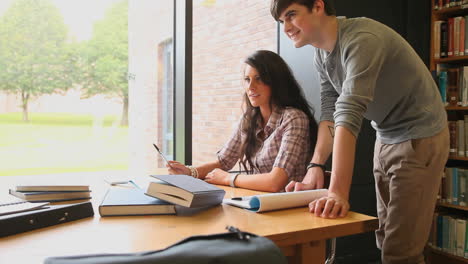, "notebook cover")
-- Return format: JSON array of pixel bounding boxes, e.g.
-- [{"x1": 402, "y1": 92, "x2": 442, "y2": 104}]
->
[
  {"x1": 150, "y1": 175, "x2": 225, "y2": 194},
  {"x1": 0, "y1": 202, "x2": 94, "y2": 238},
  {"x1": 99, "y1": 188, "x2": 175, "y2": 216}
]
